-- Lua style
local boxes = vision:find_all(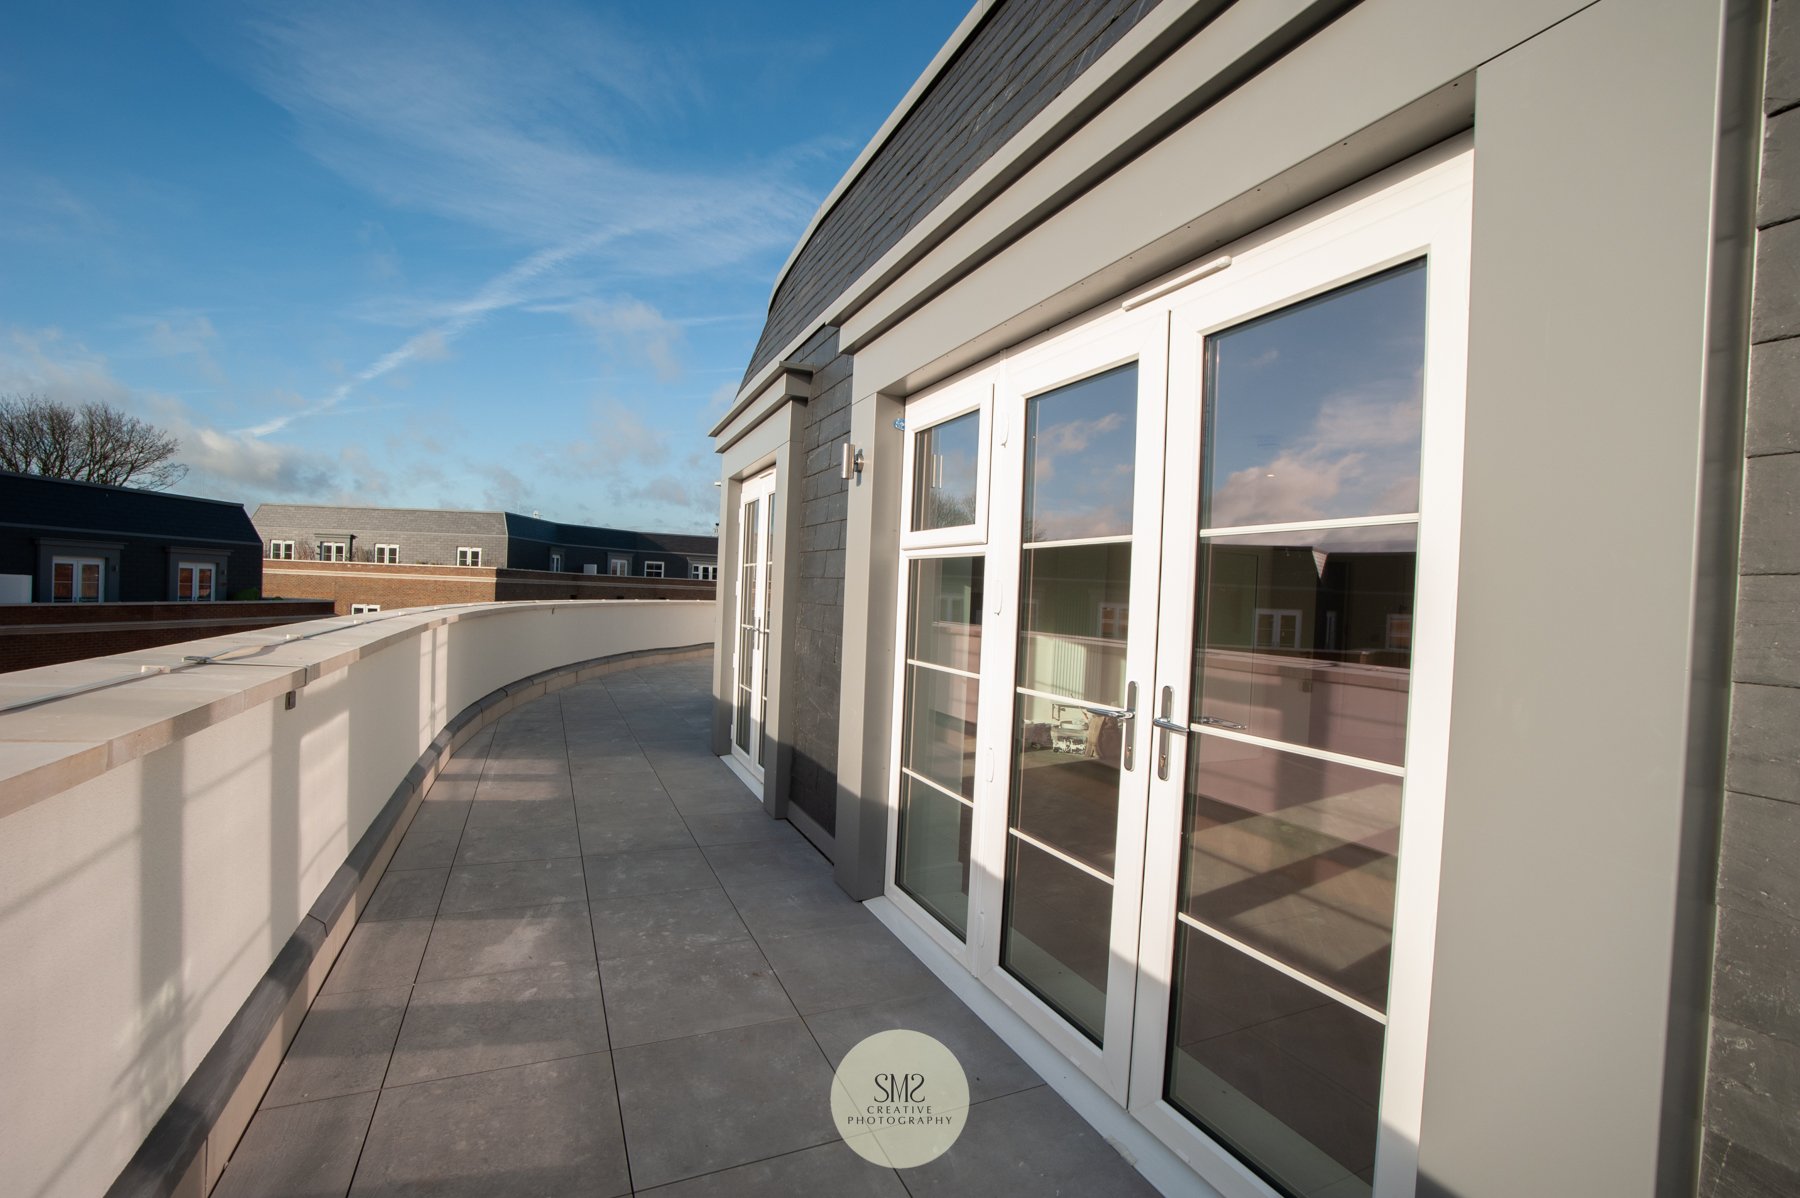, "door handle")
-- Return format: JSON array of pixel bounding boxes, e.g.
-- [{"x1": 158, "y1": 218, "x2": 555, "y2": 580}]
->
[
  {"x1": 1050, "y1": 684, "x2": 1137, "y2": 770},
  {"x1": 1156, "y1": 686, "x2": 1183, "y2": 781}
]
